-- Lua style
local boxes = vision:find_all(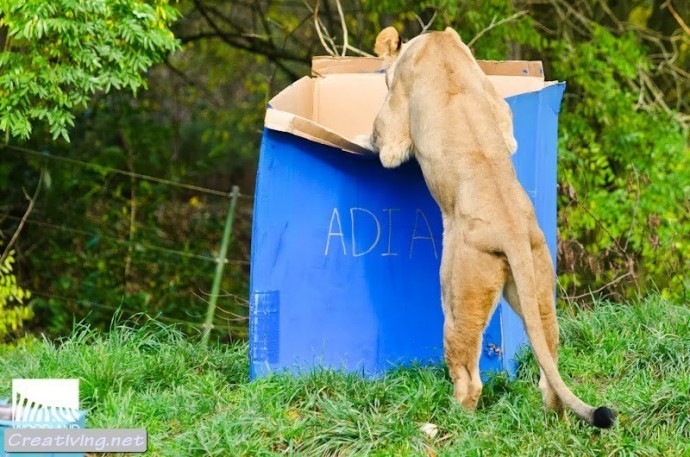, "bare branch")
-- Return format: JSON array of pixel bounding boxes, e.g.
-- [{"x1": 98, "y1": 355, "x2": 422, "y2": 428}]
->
[
  {"x1": 467, "y1": 11, "x2": 528, "y2": 48},
  {"x1": 312, "y1": 0, "x2": 374, "y2": 57},
  {"x1": 0, "y1": 168, "x2": 44, "y2": 265},
  {"x1": 163, "y1": 58, "x2": 223, "y2": 108},
  {"x1": 663, "y1": 1, "x2": 690, "y2": 37},
  {"x1": 596, "y1": 0, "x2": 624, "y2": 32},
  {"x1": 343, "y1": 44, "x2": 374, "y2": 57},
  {"x1": 191, "y1": 0, "x2": 306, "y2": 80},
  {"x1": 312, "y1": 0, "x2": 337, "y2": 56},
  {"x1": 334, "y1": 0, "x2": 348, "y2": 56},
  {"x1": 0, "y1": 18, "x2": 7, "y2": 51},
  {"x1": 414, "y1": 11, "x2": 438, "y2": 34},
  {"x1": 567, "y1": 179, "x2": 637, "y2": 274},
  {"x1": 560, "y1": 271, "x2": 635, "y2": 302}
]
